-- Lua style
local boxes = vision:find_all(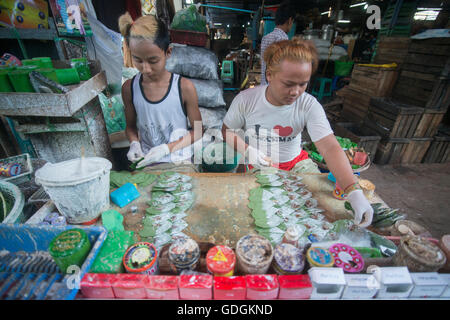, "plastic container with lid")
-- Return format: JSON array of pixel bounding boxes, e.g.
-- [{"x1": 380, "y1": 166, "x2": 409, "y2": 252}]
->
[
  {"x1": 272, "y1": 243, "x2": 305, "y2": 275},
  {"x1": 439, "y1": 235, "x2": 450, "y2": 272},
  {"x1": 282, "y1": 225, "x2": 304, "y2": 247},
  {"x1": 306, "y1": 246, "x2": 335, "y2": 268},
  {"x1": 236, "y1": 234, "x2": 274, "y2": 275},
  {"x1": 80, "y1": 273, "x2": 116, "y2": 299},
  {"x1": 206, "y1": 245, "x2": 236, "y2": 277},
  {"x1": 32, "y1": 57, "x2": 53, "y2": 69},
  {"x1": 8, "y1": 66, "x2": 38, "y2": 92},
  {"x1": 48, "y1": 228, "x2": 92, "y2": 273},
  {"x1": 123, "y1": 242, "x2": 159, "y2": 275},
  {"x1": 213, "y1": 276, "x2": 246, "y2": 300},
  {"x1": 71, "y1": 58, "x2": 91, "y2": 81},
  {"x1": 55, "y1": 67, "x2": 80, "y2": 85},
  {"x1": 245, "y1": 274, "x2": 279, "y2": 300},
  {"x1": 144, "y1": 275, "x2": 179, "y2": 300},
  {"x1": 0, "y1": 68, "x2": 14, "y2": 92},
  {"x1": 329, "y1": 243, "x2": 364, "y2": 273},
  {"x1": 168, "y1": 237, "x2": 200, "y2": 274},
  {"x1": 111, "y1": 273, "x2": 147, "y2": 299},
  {"x1": 179, "y1": 274, "x2": 213, "y2": 300},
  {"x1": 278, "y1": 274, "x2": 313, "y2": 300}
]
